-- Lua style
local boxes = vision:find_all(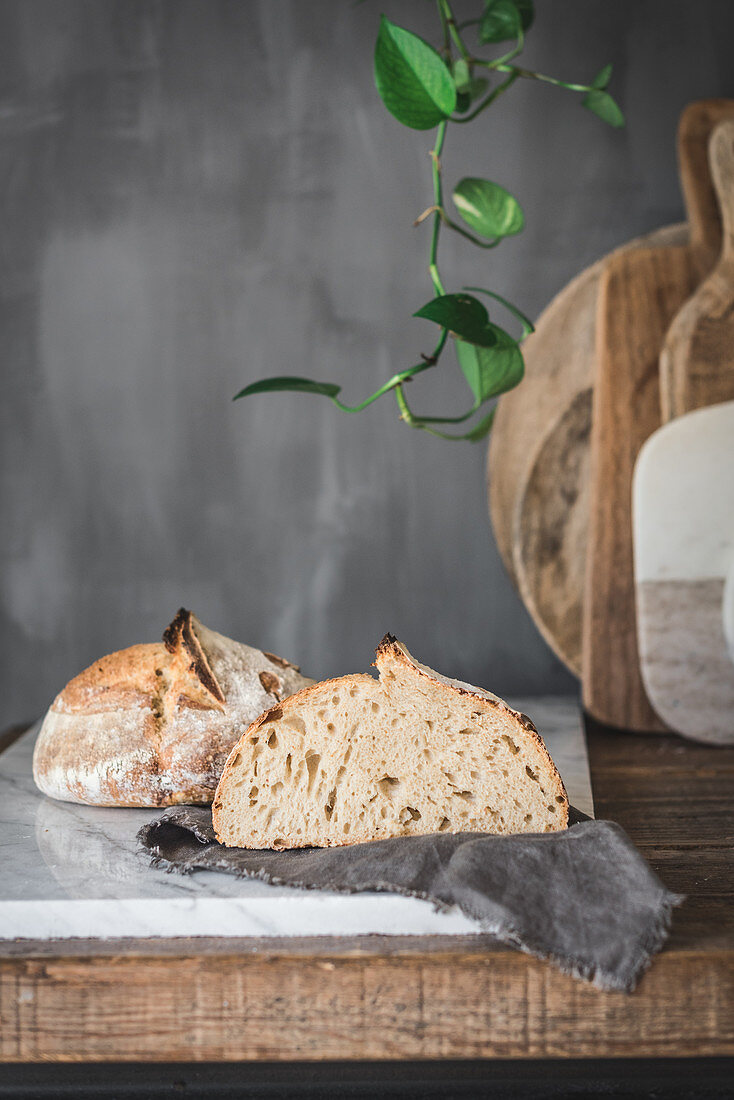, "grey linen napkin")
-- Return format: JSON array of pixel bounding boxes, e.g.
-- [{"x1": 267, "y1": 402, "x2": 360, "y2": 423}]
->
[{"x1": 138, "y1": 807, "x2": 681, "y2": 992}]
